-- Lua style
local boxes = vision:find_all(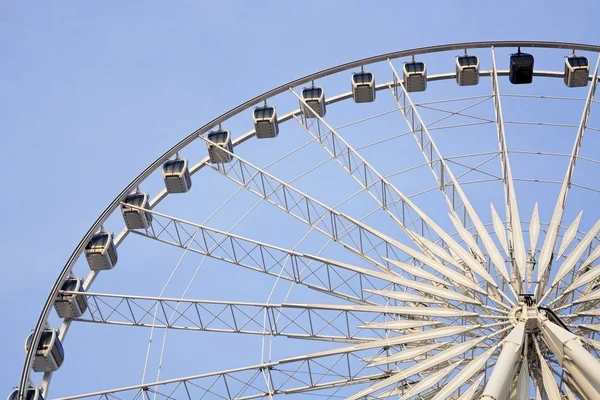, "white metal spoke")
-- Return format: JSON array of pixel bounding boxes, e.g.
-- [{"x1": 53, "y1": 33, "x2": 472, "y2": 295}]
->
[
  {"x1": 52, "y1": 358, "x2": 385, "y2": 400},
  {"x1": 387, "y1": 59, "x2": 513, "y2": 297},
  {"x1": 345, "y1": 335, "x2": 489, "y2": 400},
  {"x1": 71, "y1": 292, "x2": 399, "y2": 342},
  {"x1": 288, "y1": 88, "x2": 500, "y2": 295},
  {"x1": 490, "y1": 46, "x2": 528, "y2": 289},
  {"x1": 537, "y1": 54, "x2": 600, "y2": 299},
  {"x1": 198, "y1": 135, "x2": 420, "y2": 270}
]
